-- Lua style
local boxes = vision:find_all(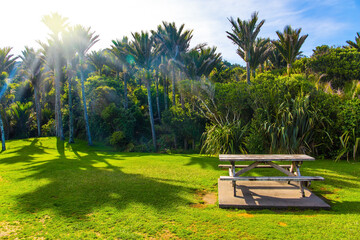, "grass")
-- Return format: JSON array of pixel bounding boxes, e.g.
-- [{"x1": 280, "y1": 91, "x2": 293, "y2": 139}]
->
[{"x1": 0, "y1": 137, "x2": 359, "y2": 239}]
